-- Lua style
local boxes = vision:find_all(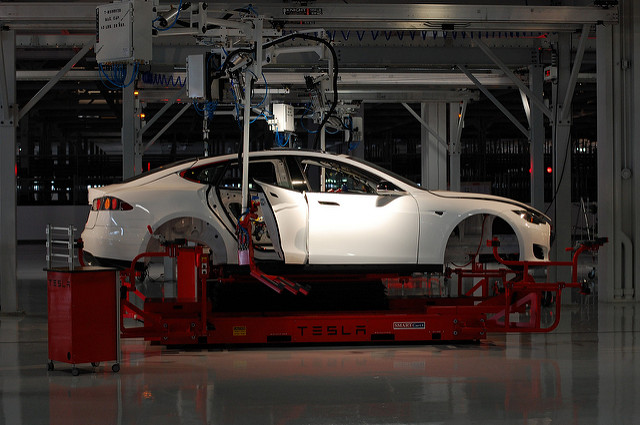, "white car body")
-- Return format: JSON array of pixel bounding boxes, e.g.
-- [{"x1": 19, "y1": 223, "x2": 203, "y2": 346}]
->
[{"x1": 81, "y1": 150, "x2": 551, "y2": 271}]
